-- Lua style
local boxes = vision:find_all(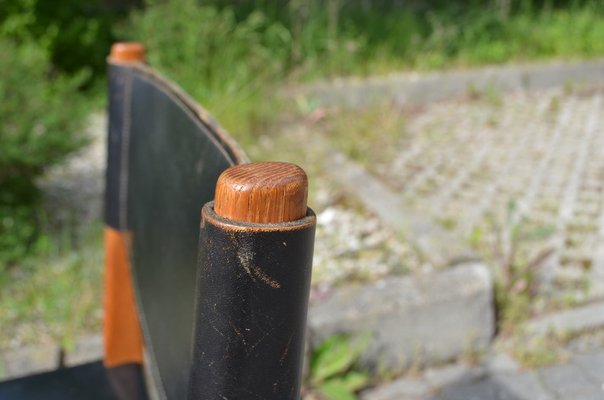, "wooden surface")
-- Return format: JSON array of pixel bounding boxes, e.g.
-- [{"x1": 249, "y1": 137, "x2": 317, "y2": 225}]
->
[
  {"x1": 109, "y1": 42, "x2": 145, "y2": 63},
  {"x1": 214, "y1": 162, "x2": 308, "y2": 223},
  {"x1": 103, "y1": 228, "x2": 144, "y2": 367}
]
